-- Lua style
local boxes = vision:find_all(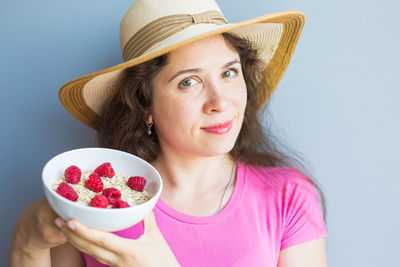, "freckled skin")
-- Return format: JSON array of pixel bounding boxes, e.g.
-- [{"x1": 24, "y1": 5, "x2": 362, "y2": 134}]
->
[{"x1": 151, "y1": 35, "x2": 247, "y2": 158}]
